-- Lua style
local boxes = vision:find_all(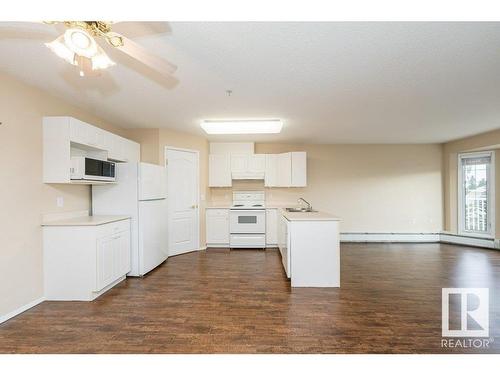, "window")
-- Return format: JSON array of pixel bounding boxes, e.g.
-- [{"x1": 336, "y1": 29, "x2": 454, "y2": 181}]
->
[{"x1": 458, "y1": 152, "x2": 495, "y2": 237}]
